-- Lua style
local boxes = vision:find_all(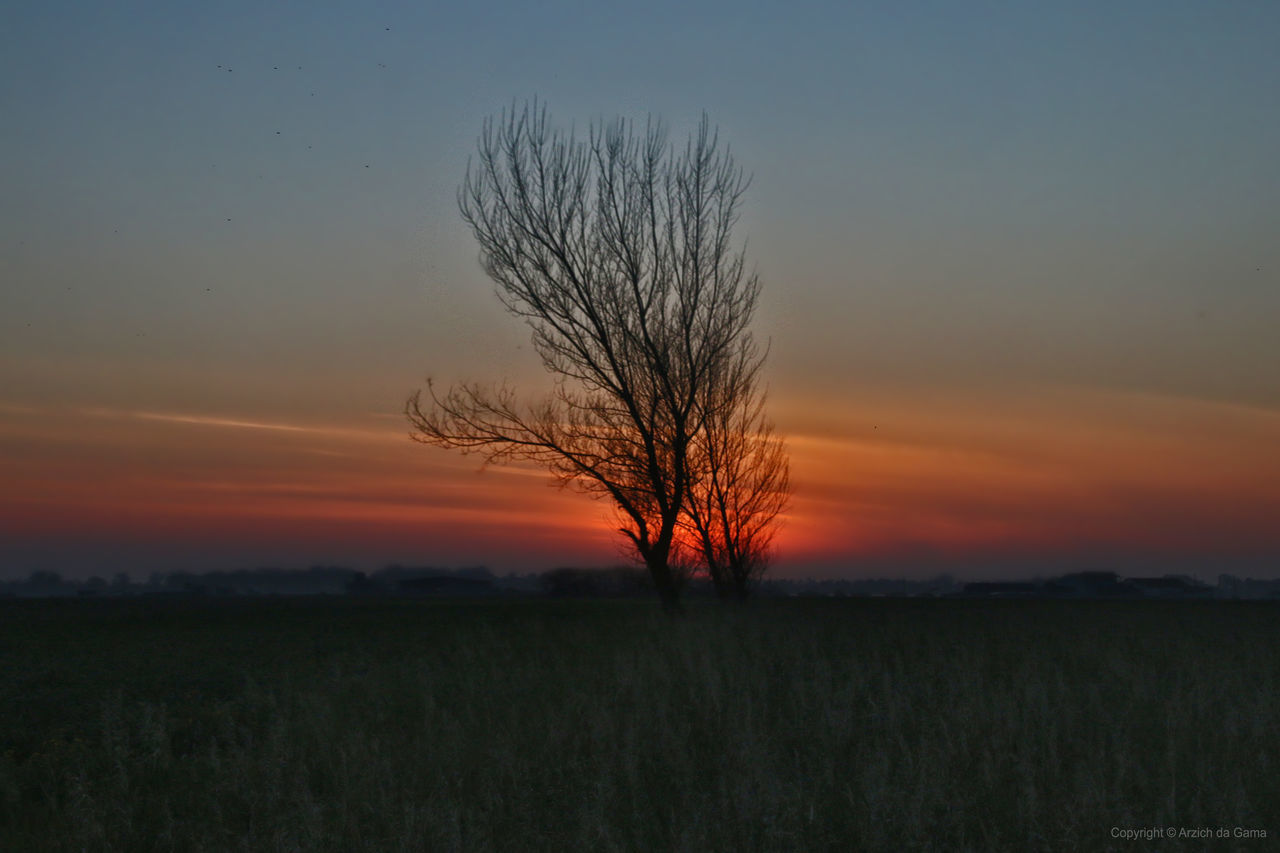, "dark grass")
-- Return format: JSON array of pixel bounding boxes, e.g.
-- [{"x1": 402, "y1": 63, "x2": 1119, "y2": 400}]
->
[{"x1": 2, "y1": 596, "x2": 1278, "y2": 850}]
